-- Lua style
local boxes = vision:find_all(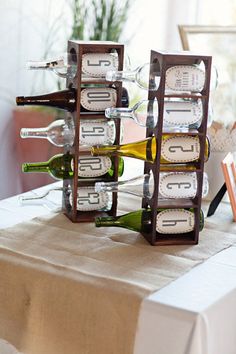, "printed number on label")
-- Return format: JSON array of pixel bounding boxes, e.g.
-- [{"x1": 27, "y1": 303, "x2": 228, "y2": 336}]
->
[
  {"x1": 81, "y1": 126, "x2": 105, "y2": 138},
  {"x1": 79, "y1": 157, "x2": 102, "y2": 172},
  {"x1": 87, "y1": 59, "x2": 112, "y2": 67},
  {"x1": 168, "y1": 144, "x2": 195, "y2": 153},
  {"x1": 86, "y1": 91, "x2": 111, "y2": 103},
  {"x1": 166, "y1": 182, "x2": 192, "y2": 190},
  {"x1": 78, "y1": 192, "x2": 100, "y2": 206},
  {"x1": 161, "y1": 218, "x2": 188, "y2": 227}
]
